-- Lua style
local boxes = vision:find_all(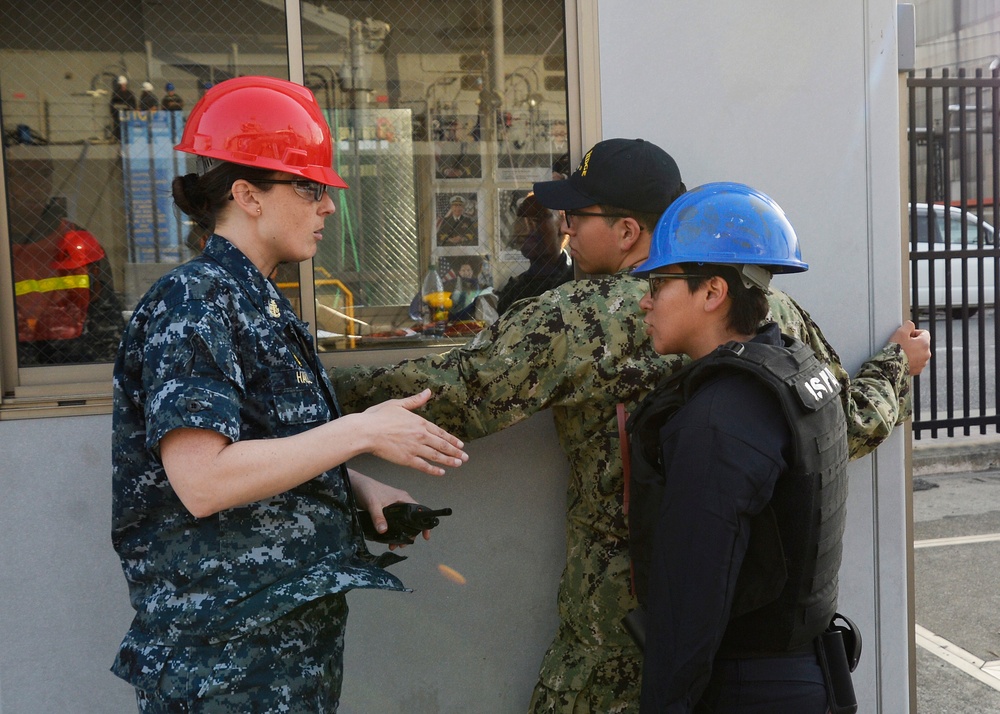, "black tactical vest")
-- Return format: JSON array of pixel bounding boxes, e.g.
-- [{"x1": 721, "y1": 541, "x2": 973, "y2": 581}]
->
[{"x1": 626, "y1": 333, "x2": 849, "y2": 652}]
